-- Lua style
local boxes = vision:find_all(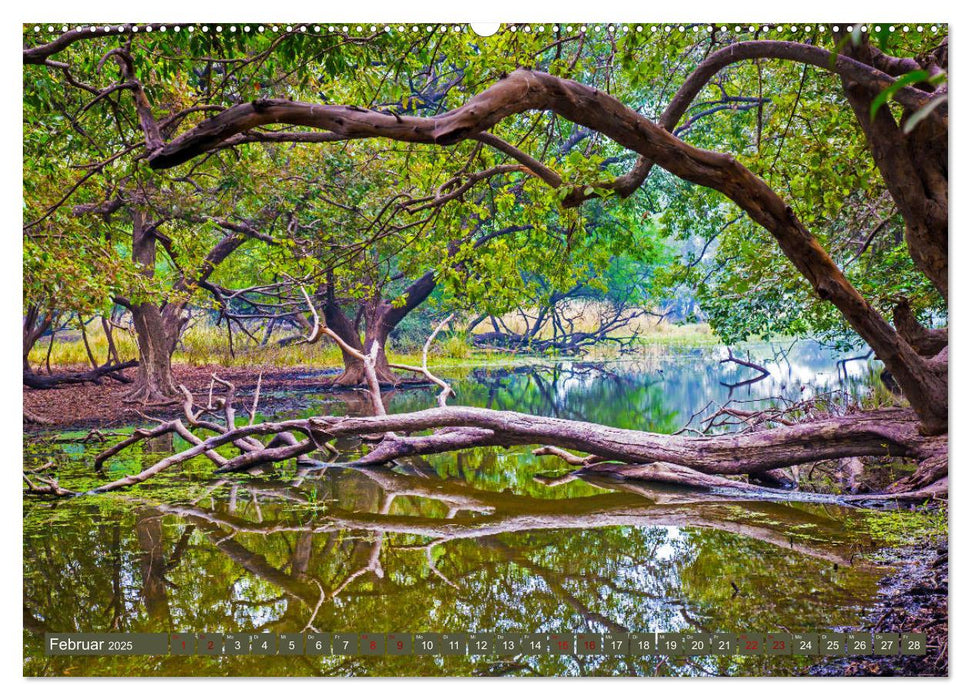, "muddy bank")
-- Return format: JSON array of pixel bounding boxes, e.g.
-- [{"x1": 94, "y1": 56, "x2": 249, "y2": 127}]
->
[
  {"x1": 809, "y1": 536, "x2": 948, "y2": 677},
  {"x1": 23, "y1": 364, "x2": 431, "y2": 429}
]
